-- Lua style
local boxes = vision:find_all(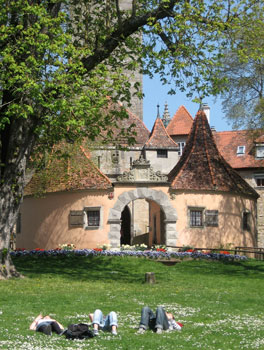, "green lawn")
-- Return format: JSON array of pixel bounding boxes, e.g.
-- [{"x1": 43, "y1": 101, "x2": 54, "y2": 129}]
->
[{"x1": 0, "y1": 255, "x2": 264, "y2": 349}]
